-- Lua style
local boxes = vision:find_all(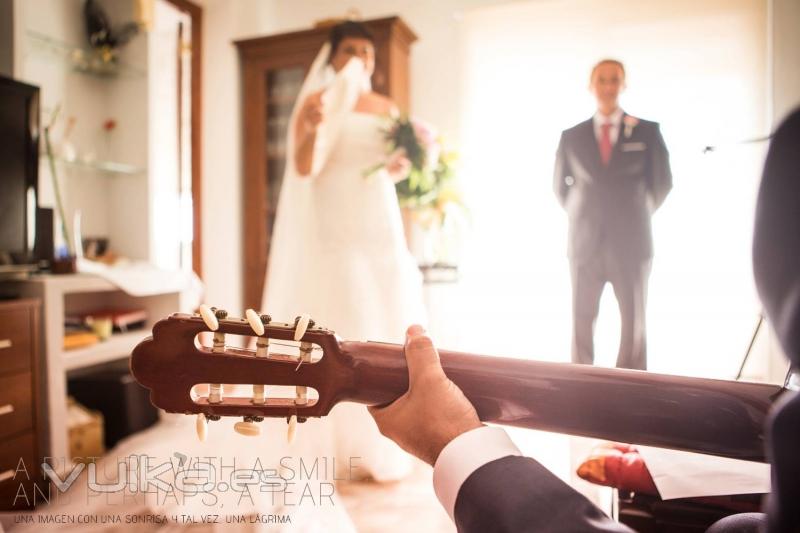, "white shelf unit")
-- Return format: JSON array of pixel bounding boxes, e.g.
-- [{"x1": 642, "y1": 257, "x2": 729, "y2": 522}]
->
[
  {"x1": 63, "y1": 330, "x2": 149, "y2": 371},
  {"x1": 1, "y1": 273, "x2": 182, "y2": 471}
]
